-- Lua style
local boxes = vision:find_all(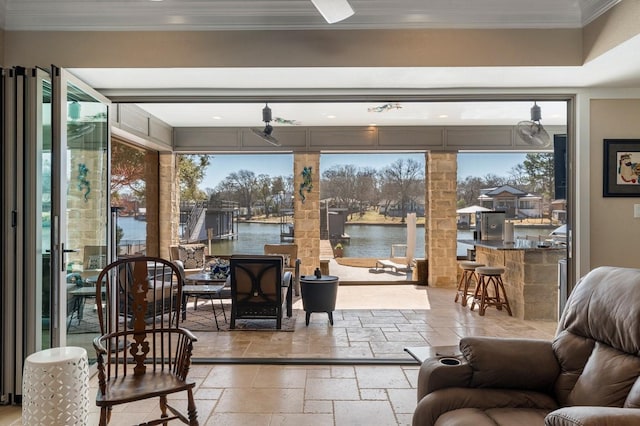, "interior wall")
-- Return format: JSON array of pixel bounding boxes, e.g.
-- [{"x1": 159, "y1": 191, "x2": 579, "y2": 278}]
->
[
  {"x1": 589, "y1": 98, "x2": 640, "y2": 268},
  {"x1": 3, "y1": 28, "x2": 582, "y2": 69},
  {"x1": 0, "y1": 29, "x2": 4, "y2": 64},
  {"x1": 174, "y1": 124, "x2": 568, "y2": 153},
  {"x1": 583, "y1": 1, "x2": 640, "y2": 62}
]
